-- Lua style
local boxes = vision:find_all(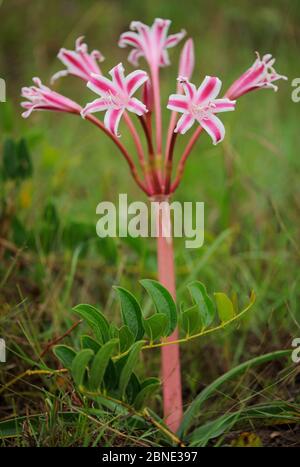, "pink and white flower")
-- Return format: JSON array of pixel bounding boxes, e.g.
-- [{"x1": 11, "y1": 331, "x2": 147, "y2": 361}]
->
[
  {"x1": 81, "y1": 63, "x2": 148, "y2": 136},
  {"x1": 119, "y1": 18, "x2": 186, "y2": 68},
  {"x1": 21, "y1": 77, "x2": 81, "y2": 118},
  {"x1": 167, "y1": 76, "x2": 236, "y2": 145},
  {"x1": 51, "y1": 36, "x2": 104, "y2": 83},
  {"x1": 226, "y1": 52, "x2": 287, "y2": 100}
]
